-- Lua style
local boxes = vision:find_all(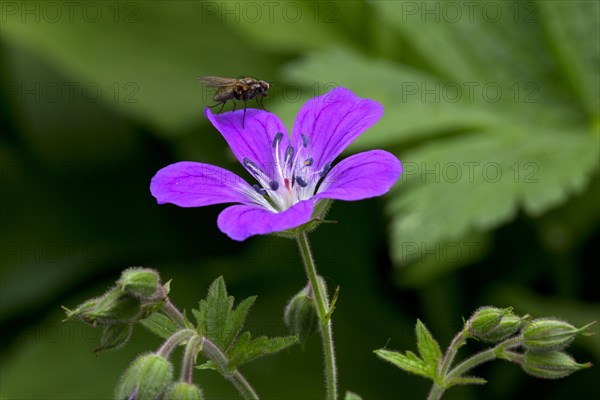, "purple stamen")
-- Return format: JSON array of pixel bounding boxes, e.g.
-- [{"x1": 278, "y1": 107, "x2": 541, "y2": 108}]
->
[
  {"x1": 301, "y1": 133, "x2": 308, "y2": 147},
  {"x1": 295, "y1": 176, "x2": 308, "y2": 187},
  {"x1": 243, "y1": 158, "x2": 263, "y2": 176},
  {"x1": 269, "y1": 180, "x2": 279, "y2": 191},
  {"x1": 253, "y1": 184, "x2": 266, "y2": 195},
  {"x1": 303, "y1": 157, "x2": 313, "y2": 167},
  {"x1": 319, "y1": 162, "x2": 331, "y2": 177},
  {"x1": 285, "y1": 146, "x2": 295, "y2": 165},
  {"x1": 272, "y1": 132, "x2": 283, "y2": 148}
]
